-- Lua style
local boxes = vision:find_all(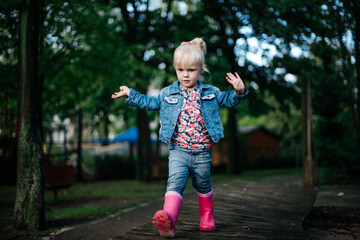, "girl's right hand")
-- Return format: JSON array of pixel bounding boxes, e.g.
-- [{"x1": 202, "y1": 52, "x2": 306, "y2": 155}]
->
[{"x1": 111, "y1": 86, "x2": 130, "y2": 99}]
